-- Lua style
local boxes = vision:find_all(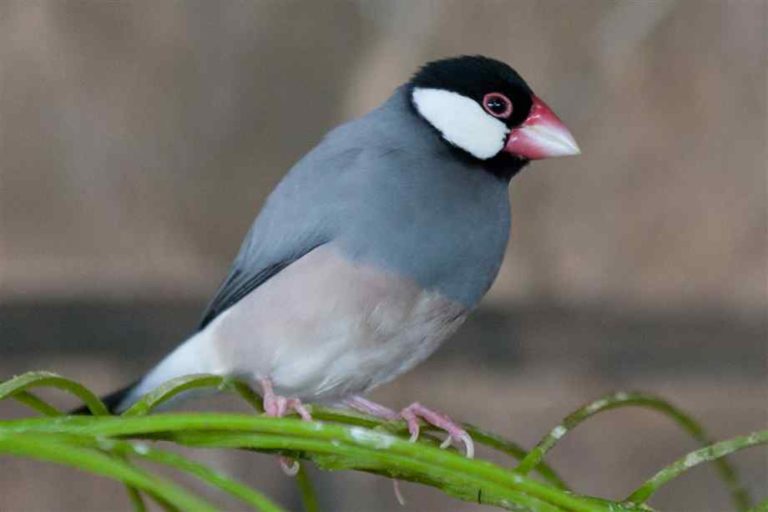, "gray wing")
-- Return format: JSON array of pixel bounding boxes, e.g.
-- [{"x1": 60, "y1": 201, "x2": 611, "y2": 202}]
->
[
  {"x1": 199, "y1": 87, "x2": 439, "y2": 328},
  {"x1": 197, "y1": 145, "x2": 363, "y2": 330}
]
